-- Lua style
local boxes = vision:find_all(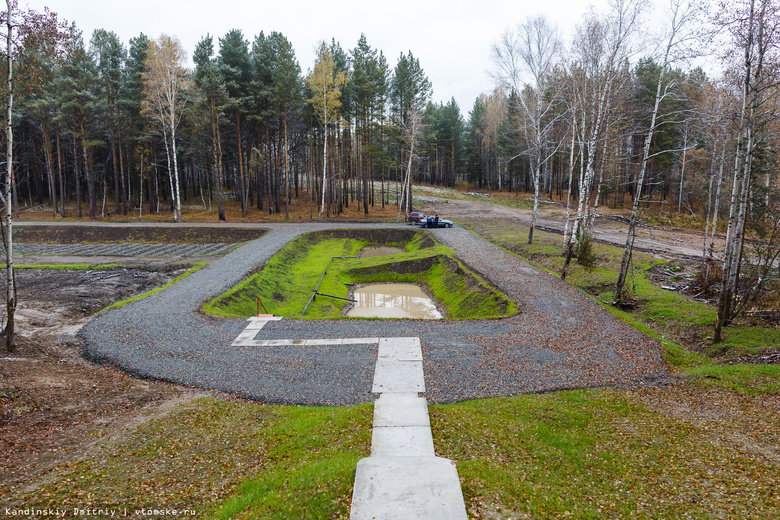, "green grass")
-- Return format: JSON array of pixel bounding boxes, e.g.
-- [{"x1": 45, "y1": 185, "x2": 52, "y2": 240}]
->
[
  {"x1": 431, "y1": 388, "x2": 780, "y2": 519},
  {"x1": 3, "y1": 398, "x2": 371, "y2": 519},
  {"x1": 204, "y1": 229, "x2": 516, "y2": 320},
  {"x1": 686, "y1": 364, "x2": 780, "y2": 395},
  {"x1": 464, "y1": 218, "x2": 780, "y2": 395},
  {"x1": 100, "y1": 262, "x2": 208, "y2": 312},
  {"x1": 209, "y1": 404, "x2": 371, "y2": 519}
]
